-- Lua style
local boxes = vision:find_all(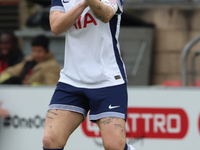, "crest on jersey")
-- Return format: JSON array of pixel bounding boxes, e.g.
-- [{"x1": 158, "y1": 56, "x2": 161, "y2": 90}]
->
[{"x1": 63, "y1": 0, "x2": 70, "y2": 3}]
